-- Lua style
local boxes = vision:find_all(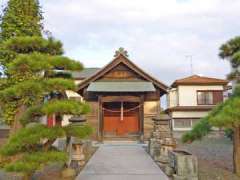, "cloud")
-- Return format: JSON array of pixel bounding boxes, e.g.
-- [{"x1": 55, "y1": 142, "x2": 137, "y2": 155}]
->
[{"x1": 1, "y1": 0, "x2": 239, "y2": 85}]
